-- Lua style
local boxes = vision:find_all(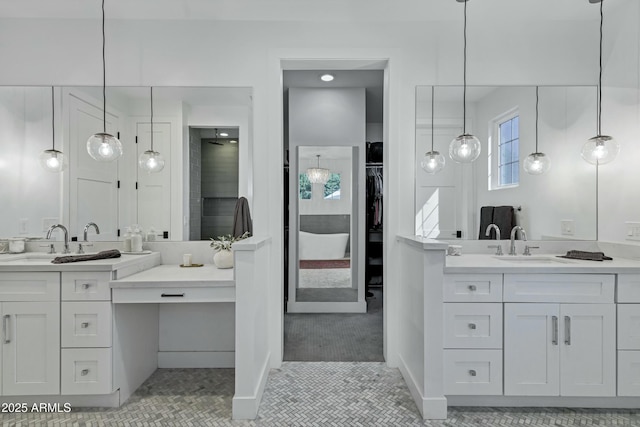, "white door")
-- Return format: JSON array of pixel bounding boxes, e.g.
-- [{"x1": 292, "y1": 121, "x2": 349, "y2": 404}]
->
[
  {"x1": 2, "y1": 302, "x2": 60, "y2": 395},
  {"x1": 560, "y1": 304, "x2": 616, "y2": 396},
  {"x1": 415, "y1": 125, "x2": 467, "y2": 239},
  {"x1": 504, "y1": 303, "x2": 560, "y2": 396},
  {"x1": 67, "y1": 93, "x2": 120, "y2": 241},
  {"x1": 136, "y1": 122, "x2": 172, "y2": 240}
]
